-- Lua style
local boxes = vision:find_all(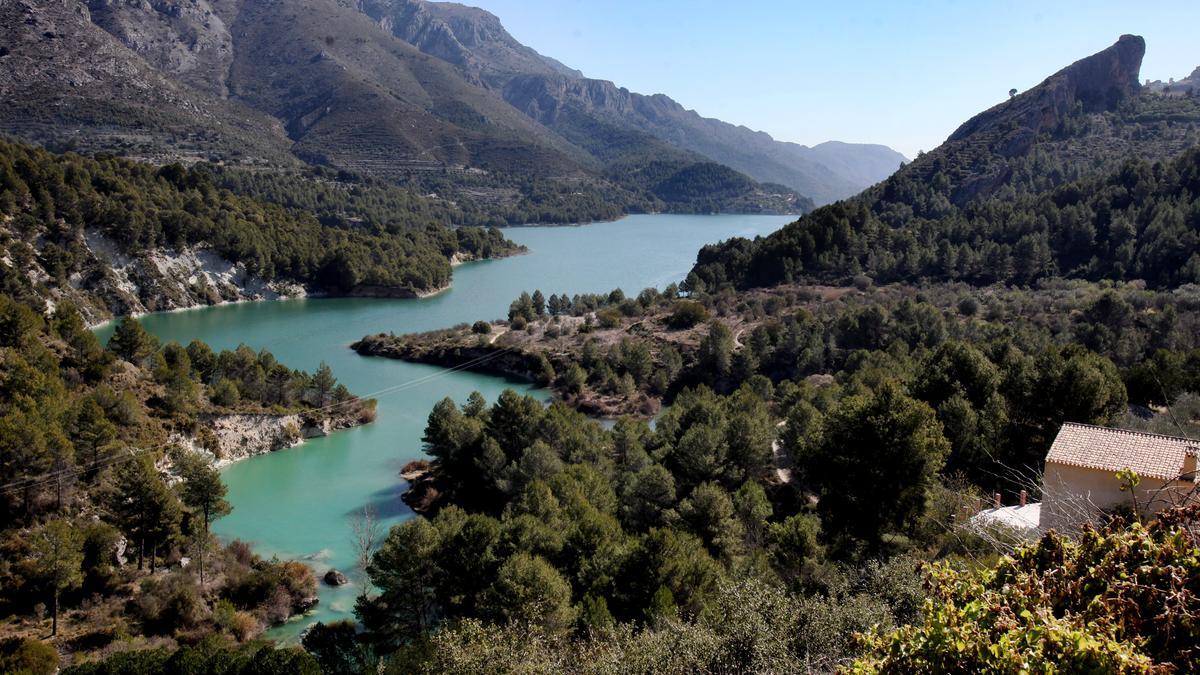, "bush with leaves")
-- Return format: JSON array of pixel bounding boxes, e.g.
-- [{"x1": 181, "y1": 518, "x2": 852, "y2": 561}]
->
[{"x1": 852, "y1": 506, "x2": 1200, "y2": 672}]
